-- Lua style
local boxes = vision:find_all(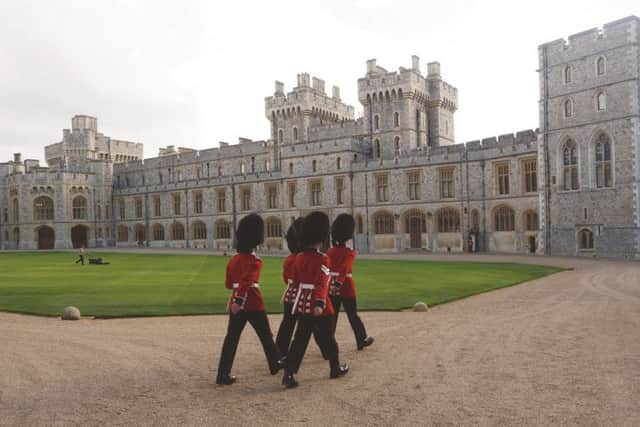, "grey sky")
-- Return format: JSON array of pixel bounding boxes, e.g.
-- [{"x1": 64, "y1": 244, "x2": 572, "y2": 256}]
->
[{"x1": 0, "y1": 0, "x2": 637, "y2": 164}]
